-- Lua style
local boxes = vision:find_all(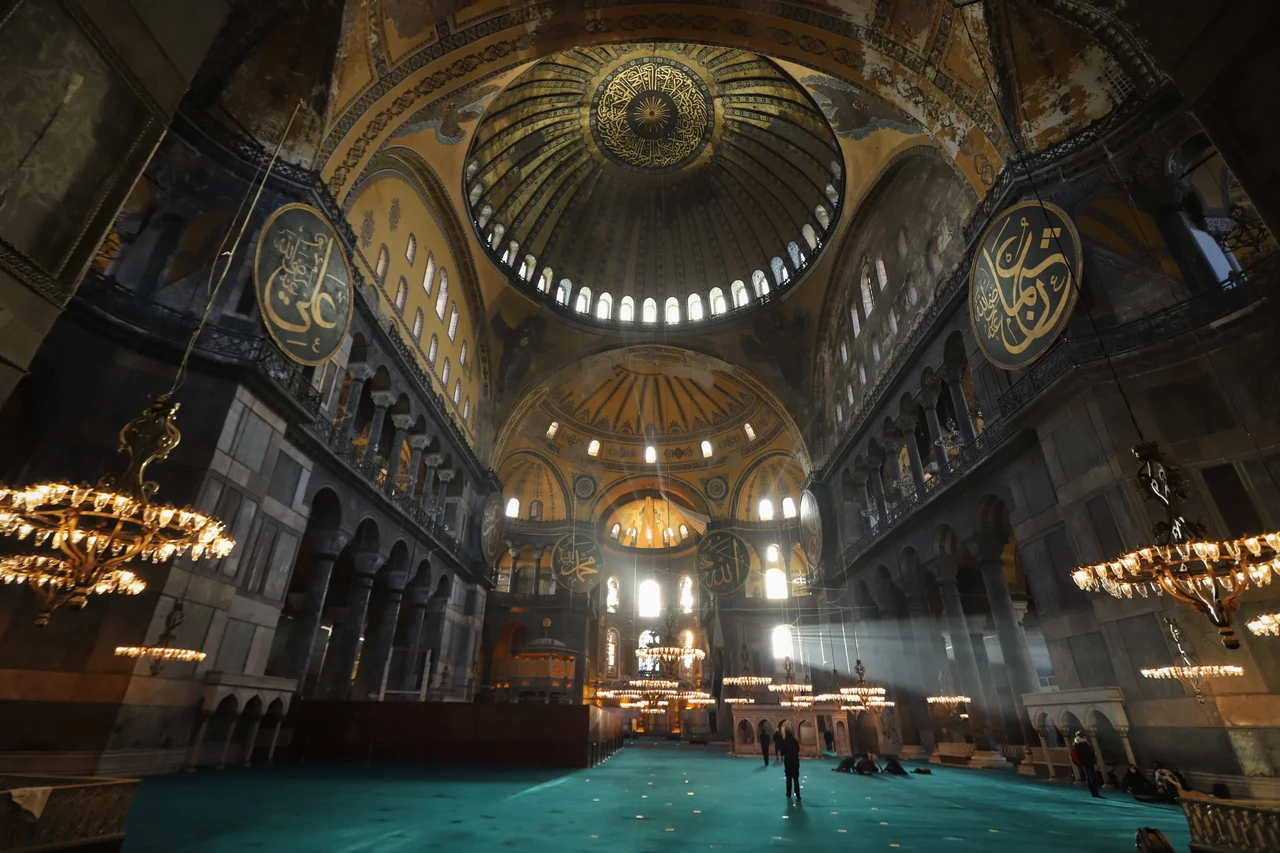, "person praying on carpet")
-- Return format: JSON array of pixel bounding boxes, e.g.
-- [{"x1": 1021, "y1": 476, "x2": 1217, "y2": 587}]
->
[
  {"x1": 833, "y1": 756, "x2": 858, "y2": 773},
  {"x1": 883, "y1": 756, "x2": 908, "y2": 776},
  {"x1": 854, "y1": 753, "x2": 880, "y2": 775},
  {"x1": 759, "y1": 727, "x2": 771, "y2": 766},
  {"x1": 779, "y1": 727, "x2": 802, "y2": 802},
  {"x1": 1121, "y1": 764, "x2": 1154, "y2": 797},
  {"x1": 1072, "y1": 732, "x2": 1103, "y2": 799}
]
